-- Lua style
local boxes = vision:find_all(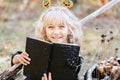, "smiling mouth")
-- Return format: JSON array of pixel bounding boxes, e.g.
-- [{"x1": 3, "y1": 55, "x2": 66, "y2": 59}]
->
[{"x1": 52, "y1": 37, "x2": 62, "y2": 39}]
